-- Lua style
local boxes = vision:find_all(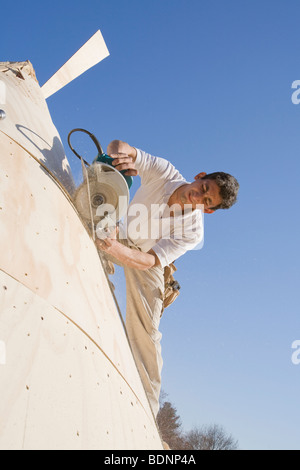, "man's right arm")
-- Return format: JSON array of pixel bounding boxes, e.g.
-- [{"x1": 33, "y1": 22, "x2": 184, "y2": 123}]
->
[{"x1": 108, "y1": 140, "x2": 179, "y2": 185}]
